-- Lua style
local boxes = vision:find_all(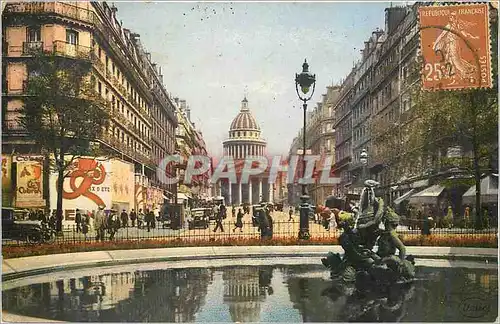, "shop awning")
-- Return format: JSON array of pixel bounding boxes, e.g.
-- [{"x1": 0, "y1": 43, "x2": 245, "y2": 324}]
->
[
  {"x1": 177, "y1": 193, "x2": 190, "y2": 200},
  {"x1": 462, "y1": 175, "x2": 498, "y2": 205},
  {"x1": 409, "y1": 185, "x2": 446, "y2": 205},
  {"x1": 394, "y1": 189, "x2": 416, "y2": 205}
]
